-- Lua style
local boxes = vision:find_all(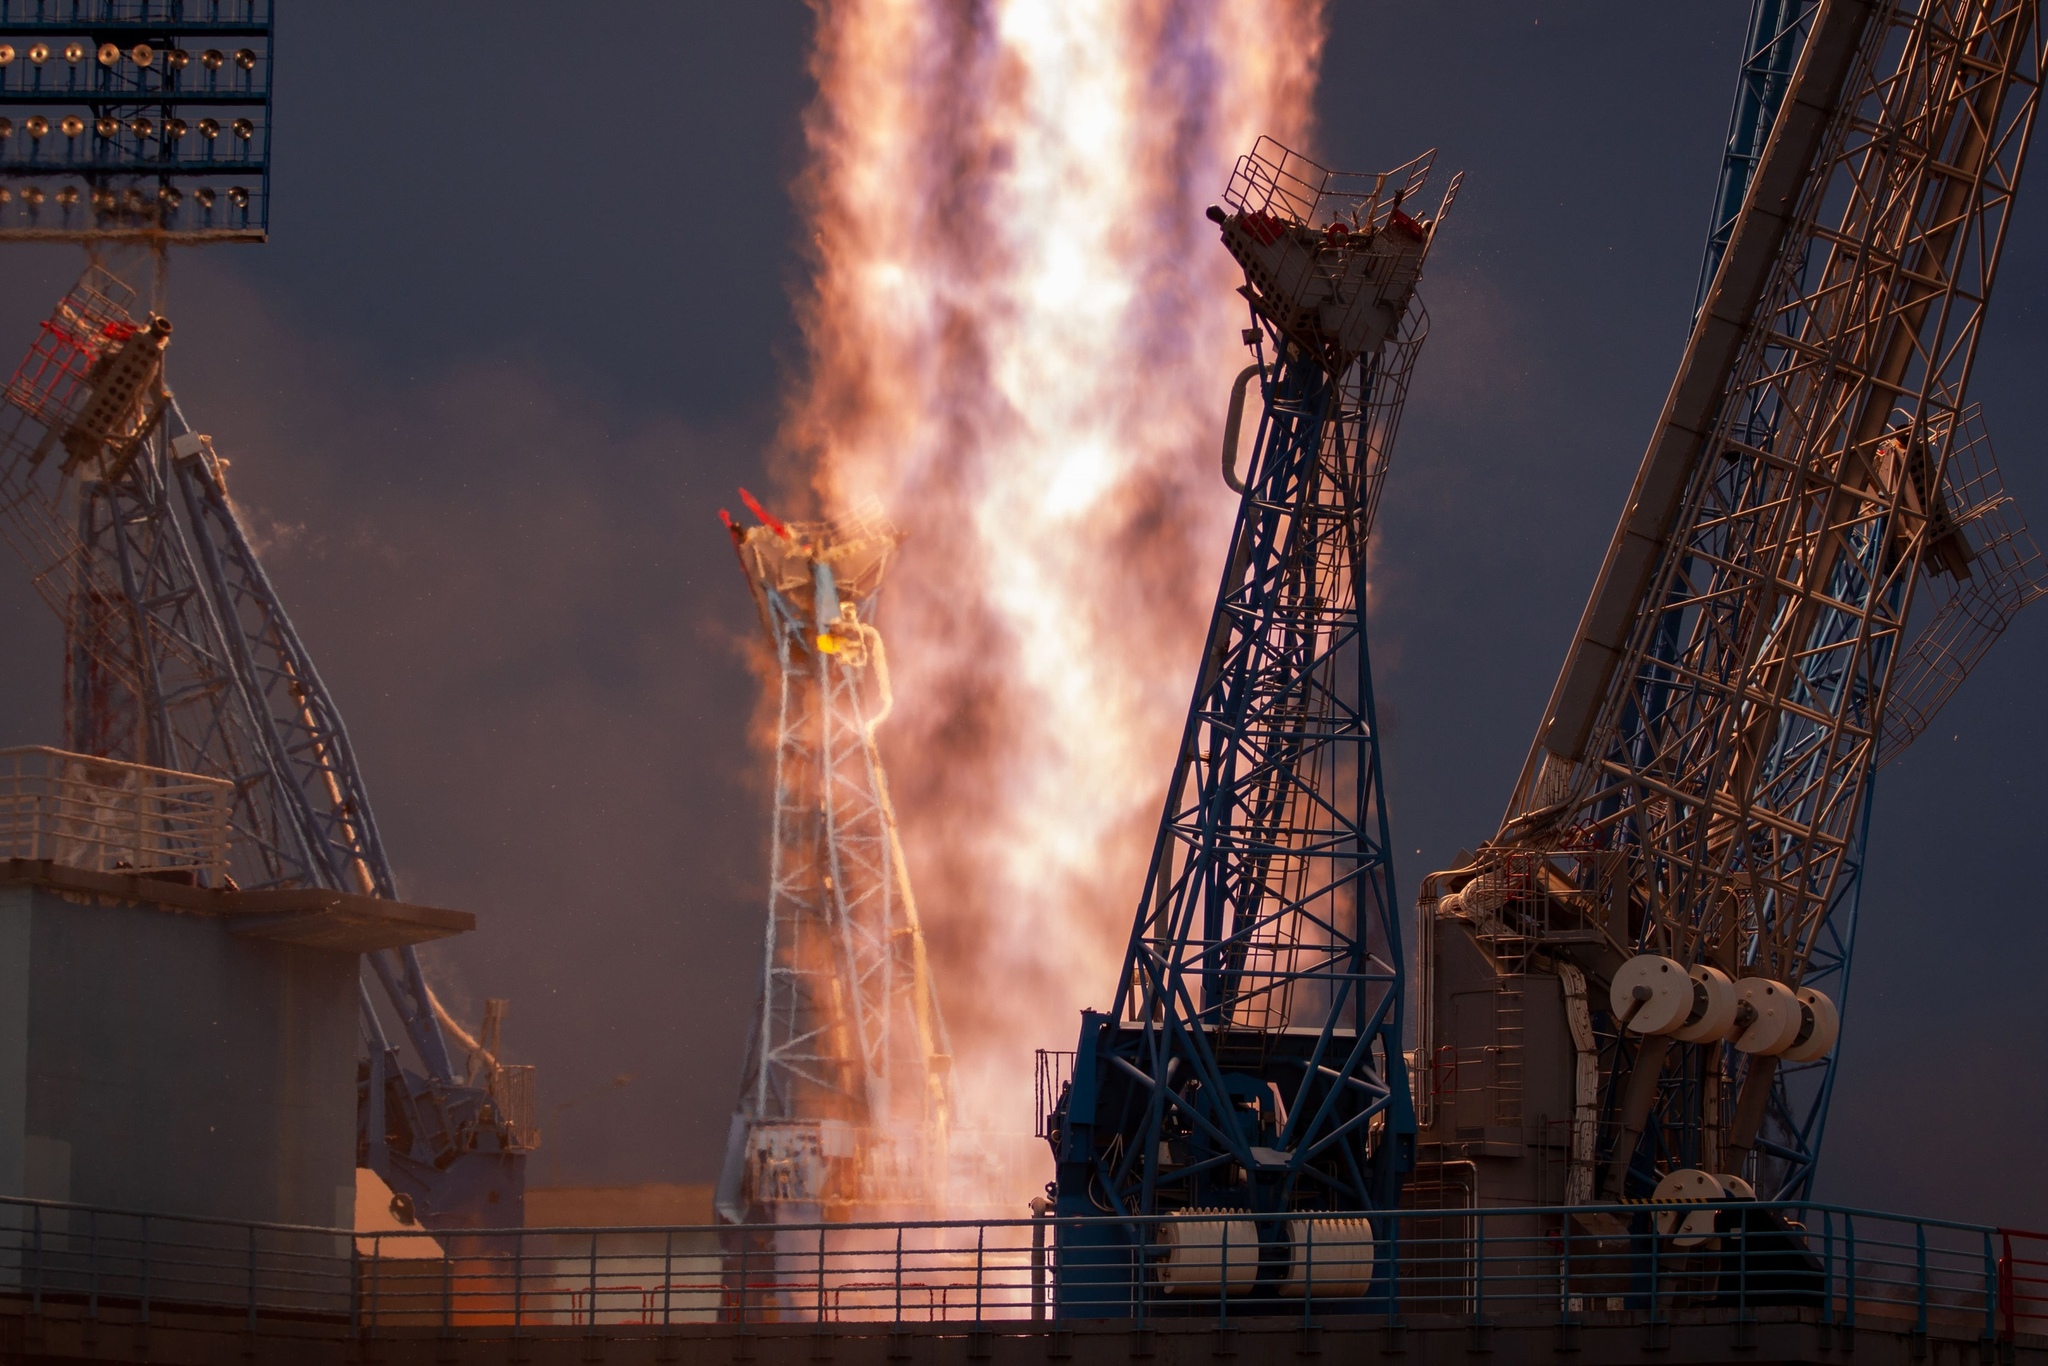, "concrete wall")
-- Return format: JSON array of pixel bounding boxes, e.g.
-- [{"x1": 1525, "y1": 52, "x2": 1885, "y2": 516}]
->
[{"x1": 0, "y1": 883, "x2": 357, "y2": 1229}]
